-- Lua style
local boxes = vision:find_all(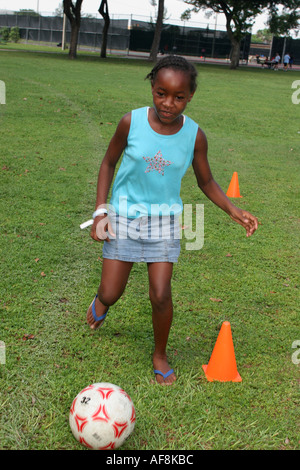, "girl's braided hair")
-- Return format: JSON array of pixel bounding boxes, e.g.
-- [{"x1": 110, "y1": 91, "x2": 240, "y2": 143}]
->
[{"x1": 146, "y1": 55, "x2": 198, "y2": 93}]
